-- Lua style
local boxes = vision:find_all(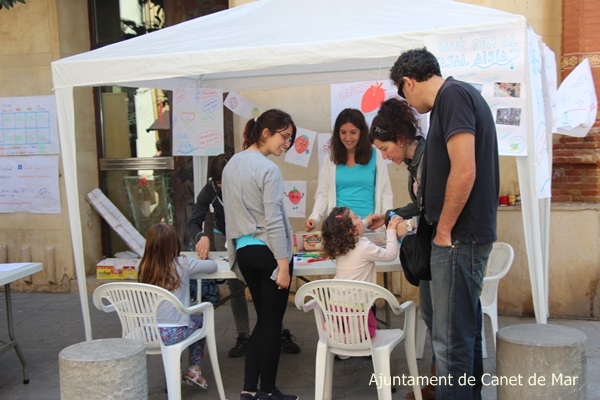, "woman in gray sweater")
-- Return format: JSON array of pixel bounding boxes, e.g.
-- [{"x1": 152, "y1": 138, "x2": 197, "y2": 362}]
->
[{"x1": 223, "y1": 109, "x2": 298, "y2": 400}]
